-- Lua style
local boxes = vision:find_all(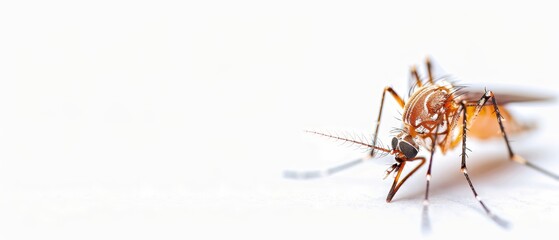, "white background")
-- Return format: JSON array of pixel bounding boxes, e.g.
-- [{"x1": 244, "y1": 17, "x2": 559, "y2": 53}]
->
[{"x1": 1, "y1": 1, "x2": 559, "y2": 239}]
